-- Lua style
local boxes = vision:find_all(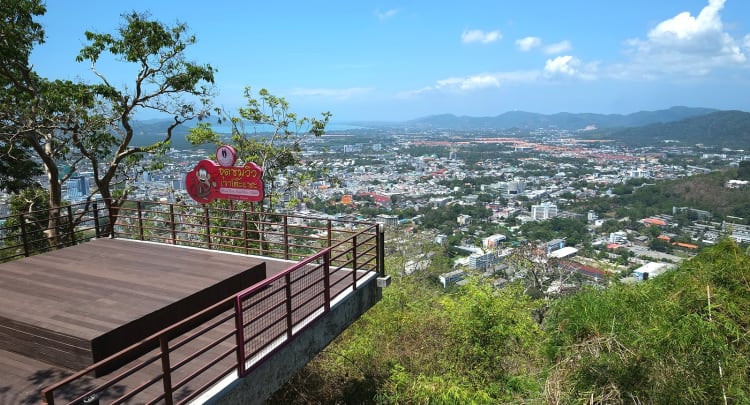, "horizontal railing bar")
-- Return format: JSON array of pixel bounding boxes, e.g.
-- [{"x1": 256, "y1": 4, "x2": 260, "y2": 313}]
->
[
  {"x1": 171, "y1": 346, "x2": 237, "y2": 393},
  {"x1": 170, "y1": 329, "x2": 236, "y2": 373},
  {"x1": 169, "y1": 313, "x2": 235, "y2": 353}
]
